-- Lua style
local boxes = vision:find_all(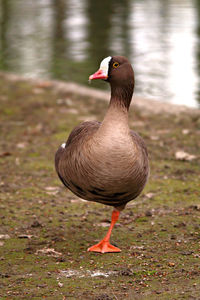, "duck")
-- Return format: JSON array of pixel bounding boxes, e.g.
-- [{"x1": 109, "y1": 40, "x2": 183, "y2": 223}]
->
[{"x1": 55, "y1": 56, "x2": 149, "y2": 253}]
